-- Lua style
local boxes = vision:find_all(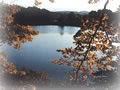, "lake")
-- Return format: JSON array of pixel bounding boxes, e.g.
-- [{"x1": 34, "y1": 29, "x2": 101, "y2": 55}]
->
[{"x1": 1, "y1": 25, "x2": 80, "y2": 80}]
